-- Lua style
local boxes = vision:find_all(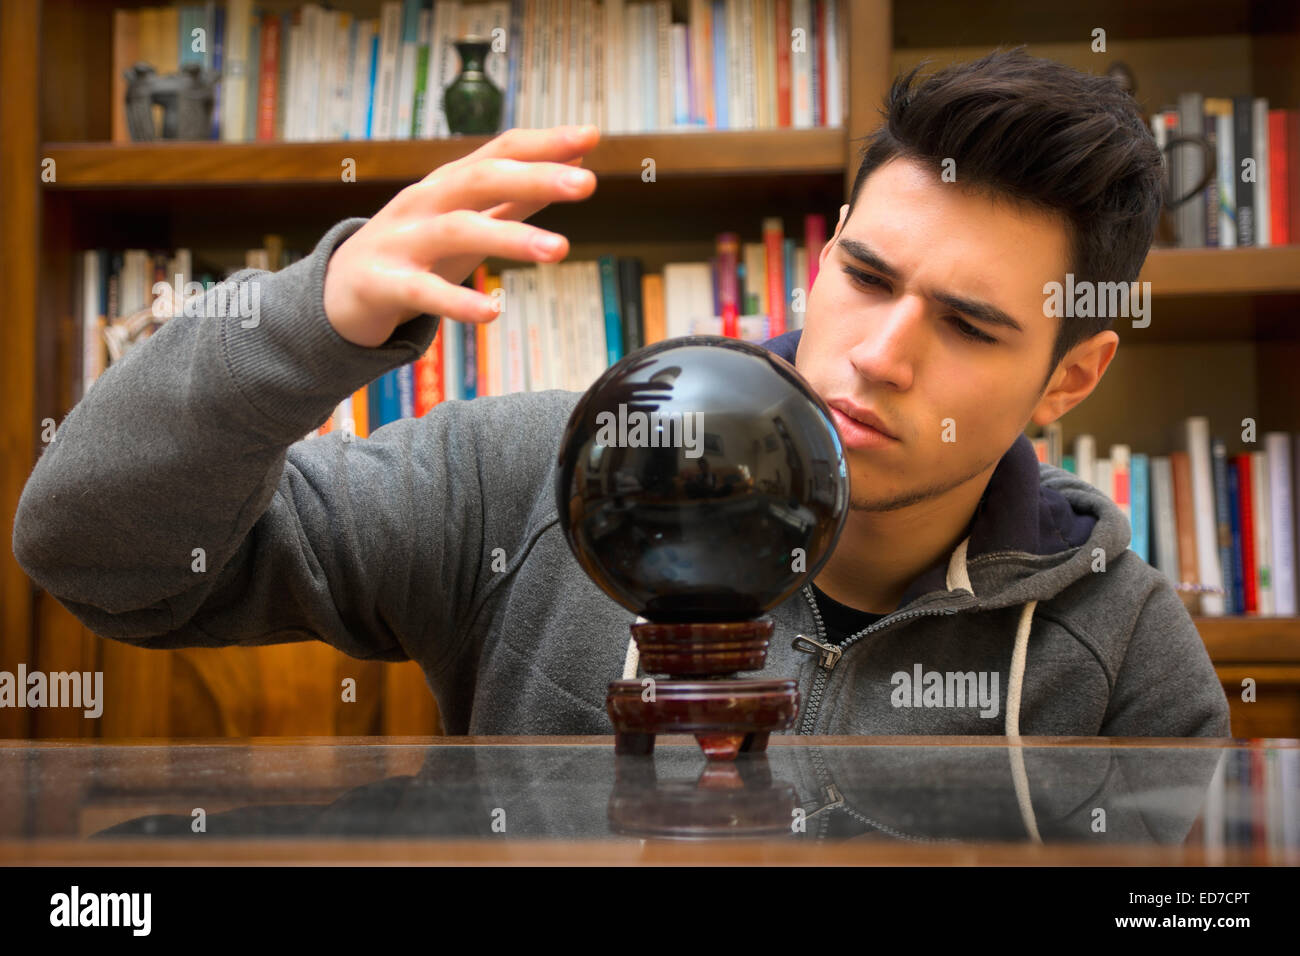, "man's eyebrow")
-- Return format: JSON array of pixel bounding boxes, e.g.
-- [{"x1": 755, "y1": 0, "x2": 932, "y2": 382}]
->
[
  {"x1": 836, "y1": 236, "x2": 1025, "y2": 336},
  {"x1": 836, "y1": 237, "x2": 899, "y2": 280}
]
